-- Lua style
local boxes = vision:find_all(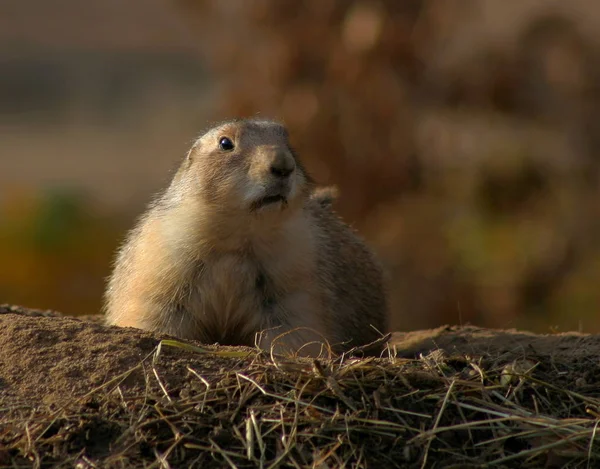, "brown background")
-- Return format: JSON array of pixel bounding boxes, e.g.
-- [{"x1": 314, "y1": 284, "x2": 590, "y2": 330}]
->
[{"x1": 2, "y1": 0, "x2": 600, "y2": 333}]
